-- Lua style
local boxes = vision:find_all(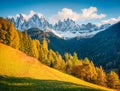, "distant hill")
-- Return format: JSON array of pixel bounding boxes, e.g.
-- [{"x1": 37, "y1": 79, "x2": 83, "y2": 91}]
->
[
  {"x1": 27, "y1": 28, "x2": 45, "y2": 43},
  {"x1": 27, "y1": 28, "x2": 67, "y2": 53},
  {"x1": 0, "y1": 43, "x2": 115, "y2": 91}
]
